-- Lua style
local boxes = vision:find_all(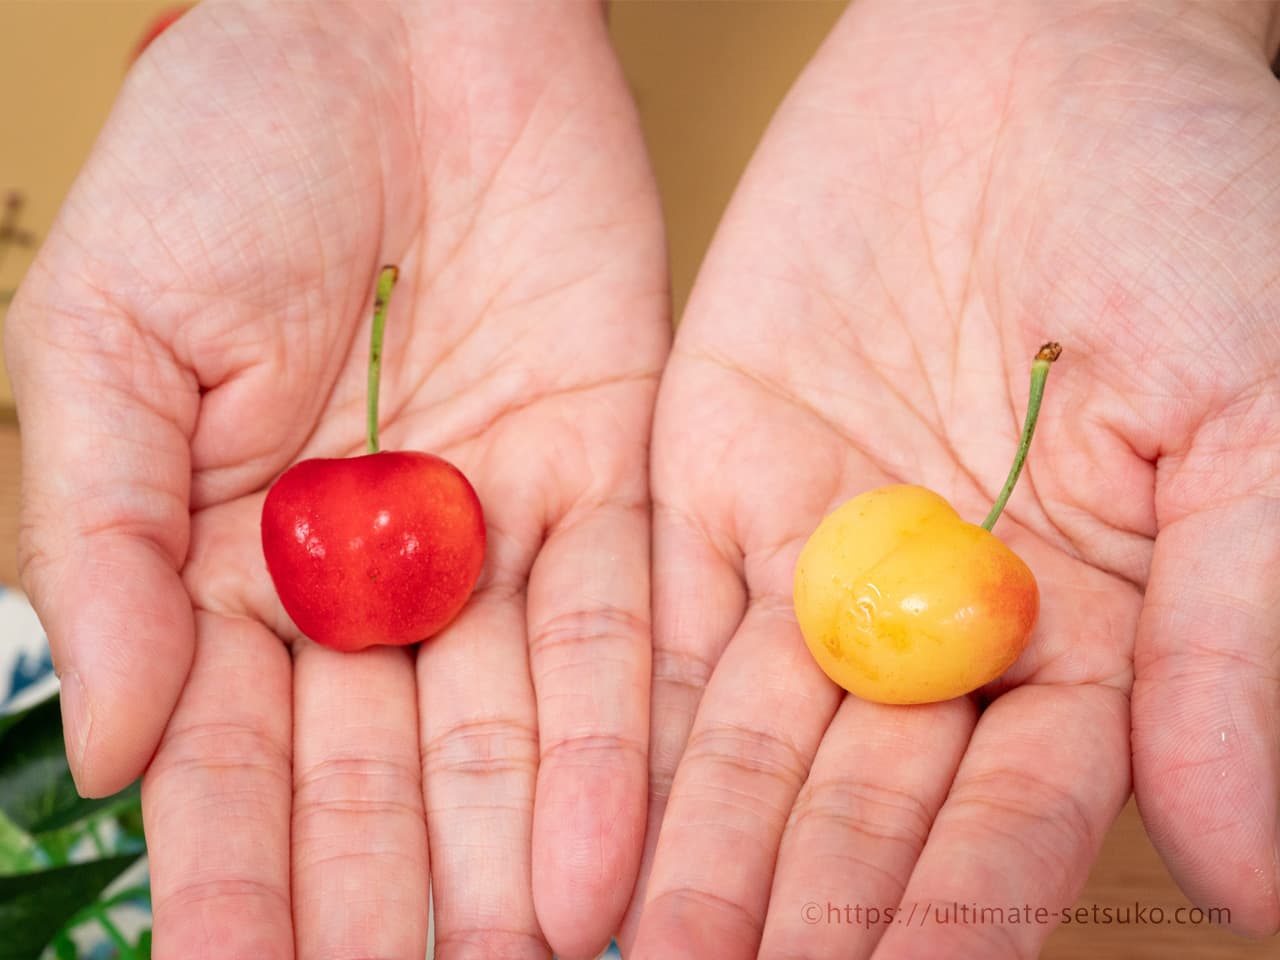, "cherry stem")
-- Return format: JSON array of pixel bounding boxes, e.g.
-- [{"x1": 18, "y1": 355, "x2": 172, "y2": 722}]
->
[
  {"x1": 367, "y1": 265, "x2": 399, "y2": 454},
  {"x1": 981, "y1": 341, "x2": 1062, "y2": 532}
]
